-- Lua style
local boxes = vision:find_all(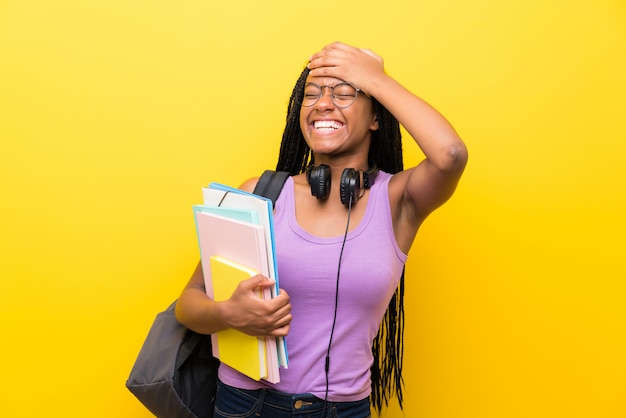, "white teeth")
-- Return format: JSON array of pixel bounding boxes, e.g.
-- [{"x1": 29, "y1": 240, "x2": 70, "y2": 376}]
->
[{"x1": 314, "y1": 120, "x2": 343, "y2": 130}]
